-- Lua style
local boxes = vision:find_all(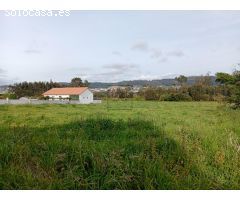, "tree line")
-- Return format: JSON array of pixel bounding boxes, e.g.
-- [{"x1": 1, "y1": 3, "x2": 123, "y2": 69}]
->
[
  {"x1": 94, "y1": 71, "x2": 240, "y2": 108},
  {"x1": 3, "y1": 71, "x2": 240, "y2": 108},
  {"x1": 7, "y1": 77, "x2": 89, "y2": 98}
]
